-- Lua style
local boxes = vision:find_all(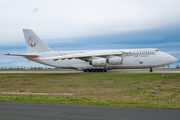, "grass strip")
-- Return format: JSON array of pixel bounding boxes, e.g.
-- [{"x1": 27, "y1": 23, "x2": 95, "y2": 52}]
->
[{"x1": 0, "y1": 73, "x2": 180, "y2": 108}]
